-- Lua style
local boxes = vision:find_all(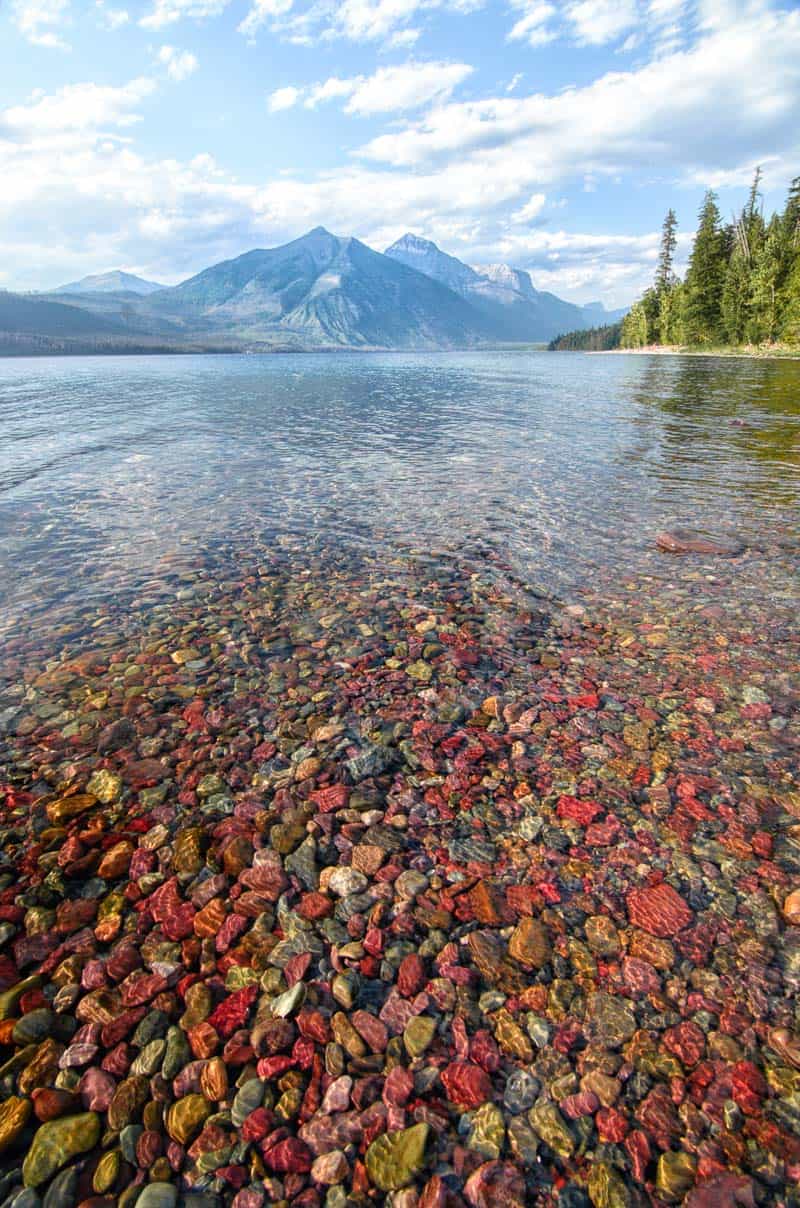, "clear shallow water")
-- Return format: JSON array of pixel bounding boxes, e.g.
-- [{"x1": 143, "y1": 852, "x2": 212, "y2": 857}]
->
[
  {"x1": 0, "y1": 350, "x2": 798, "y2": 639},
  {"x1": 1, "y1": 355, "x2": 800, "y2": 1208}
]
